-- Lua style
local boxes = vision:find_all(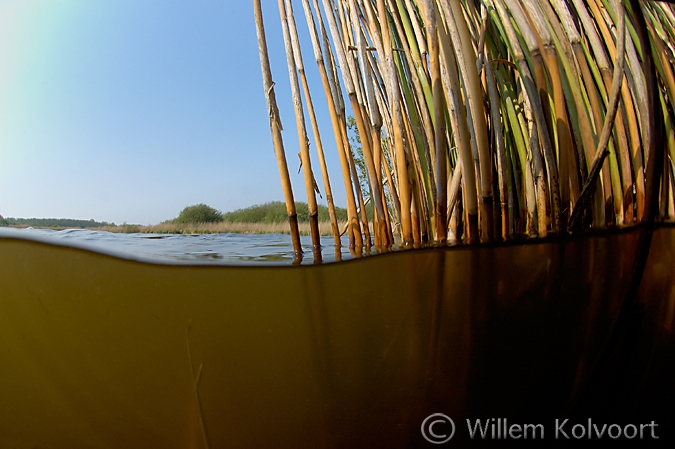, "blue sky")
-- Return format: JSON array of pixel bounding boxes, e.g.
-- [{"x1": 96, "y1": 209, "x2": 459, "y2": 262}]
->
[{"x1": 0, "y1": 0, "x2": 347, "y2": 225}]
